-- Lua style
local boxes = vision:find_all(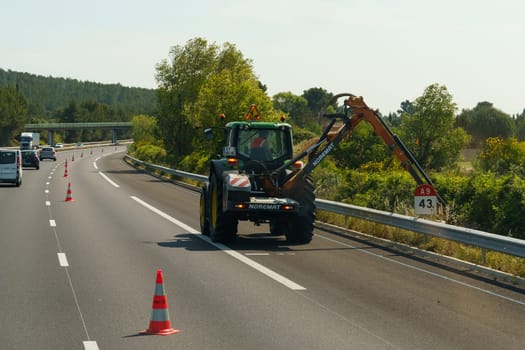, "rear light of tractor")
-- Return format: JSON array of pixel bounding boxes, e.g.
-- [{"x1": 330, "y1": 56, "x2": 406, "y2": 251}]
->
[
  {"x1": 234, "y1": 203, "x2": 247, "y2": 209},
  {"x1": 281, "y1": 205, "x2": 294, "y2": 211},
  {"x1": 227, "y1": 157, "x2": 238, "y2": 167},
  {"x1": 292, "y1": 161, "x2": 304, "y2": 170}
]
